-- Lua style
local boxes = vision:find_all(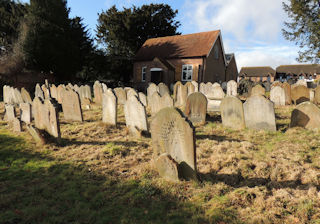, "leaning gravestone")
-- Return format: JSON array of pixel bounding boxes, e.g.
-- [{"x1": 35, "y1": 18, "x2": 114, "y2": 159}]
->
[
  {"x1": 21, "y1": 88, "x2": 32, "y2": 103},
  {"x1": 270, "y1": 86, "x2": 285, "y2": 106},
  {"x1": 290, "y1": 102, "x2": 320, "y2": 130},
  {"x1": 220, "y1": 96, "x2": 245, "y2": 130},
  {"x1": 114, "y1": 88, "x2": 127, "y2": 105},
  {"x1": 50, "y1": 84, "x2": 58, "y2": 100},
  {"x1": 158, "y1": 83, "x2": 170, "y2": 97},
  {"x1": 151, "y1": 107, "x2": 197, "y2": 180},
  {"x1": 124, "y1": 96, "x2": 148, "y2": 136},
  {"x1": 185, "y1": 82, "x2": 195, "y2": 96},
  {"x1": 45, "y1": 99, "x2": 61, "y2": 138},
  {"x1": 102, "y1": 91, "x2": 117, "y2": 125},
  {"x1": 13, "y1": 88, "x2": 23, "y2": 104},
  {"x1": 20, "y1": 103, "x2": 32, "y2": 124},
  {"x1": 61, "y1": 89, "x2": 83, "y2": 122},
  {"x1": 227, "y1": 80, "x2": 237, "y2": 96},
  {"x1": 5, "y1": 104, "x2": 16, "y2": 121},
  {"x1": 12, "y1": 117, "x2": 22, "y2": 132},
  {"x1": 185, "y1": 92, "x2": 207, "y2": 125},
  {"x1": 314, "y1": 85, "x2": 320, "y2": 105},
  {"x1": 250, "y1": 84, "x2": 265, "y2": 96},
  {"x1": 291, "y1": 85, "x2": 310, "y2": 105},
  {"x1": 243, "y1": 95, "x2": 276, "y2": 131},
  {"x1": 93, "y1": 81, "x2": 103, "y2": 104}
]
